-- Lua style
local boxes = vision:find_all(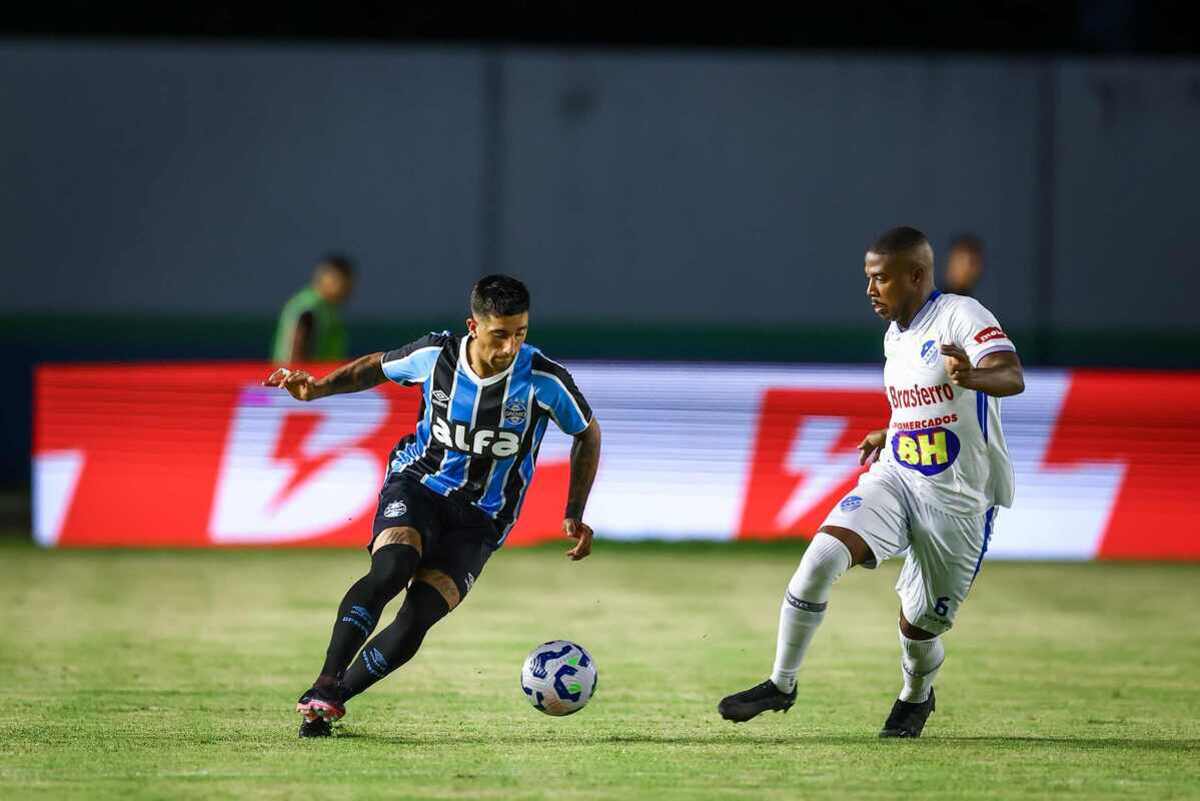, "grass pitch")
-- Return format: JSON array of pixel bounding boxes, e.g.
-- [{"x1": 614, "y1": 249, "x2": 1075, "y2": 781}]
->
[{"x1": 1, "y1": 538, "x2": 1198, "y2": 800}]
